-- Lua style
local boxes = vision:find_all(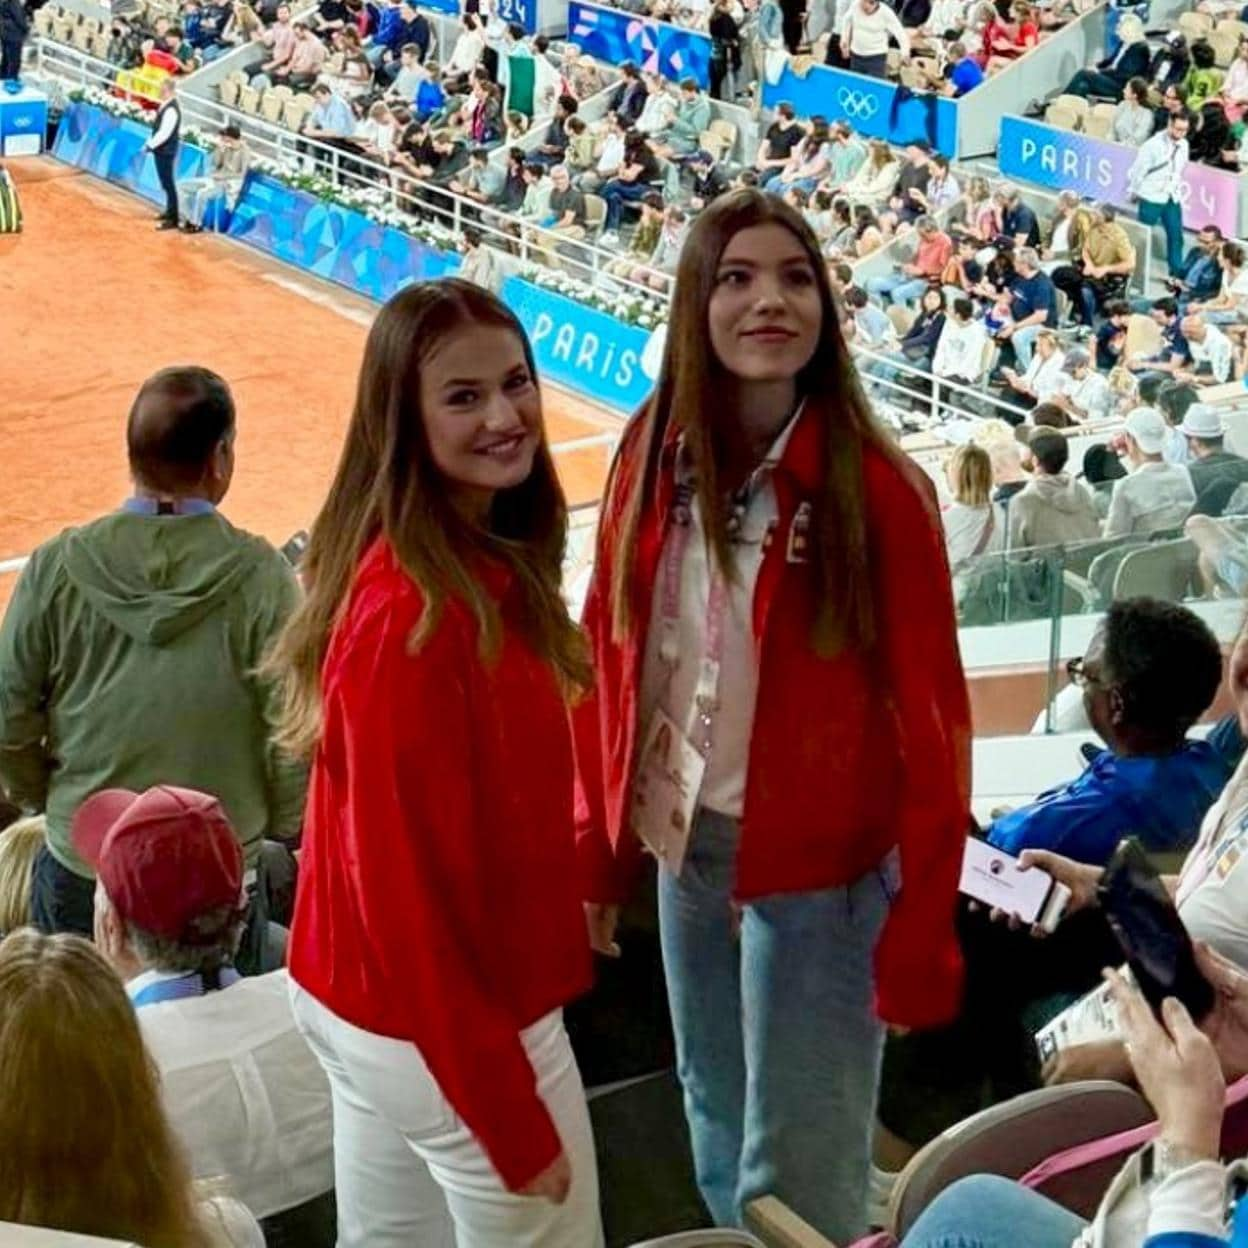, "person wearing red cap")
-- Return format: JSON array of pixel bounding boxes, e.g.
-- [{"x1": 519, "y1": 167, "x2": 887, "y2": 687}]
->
[
  {"x1": 76, "y1": 784, "x2": 335, "y2": 1239},
  {"x1": 266, "y1": 282, "x2": 603, "y2": 1247}
]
